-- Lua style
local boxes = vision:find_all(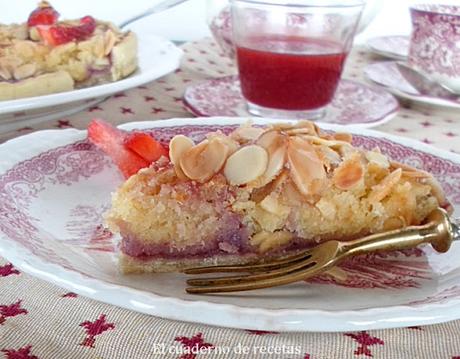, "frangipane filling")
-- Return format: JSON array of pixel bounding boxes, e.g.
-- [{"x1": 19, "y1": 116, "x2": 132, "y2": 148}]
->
[{"x1": 106, "y1": 122, "x2": 447, "y2": 273}]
